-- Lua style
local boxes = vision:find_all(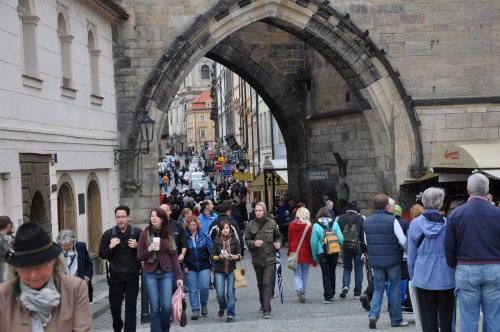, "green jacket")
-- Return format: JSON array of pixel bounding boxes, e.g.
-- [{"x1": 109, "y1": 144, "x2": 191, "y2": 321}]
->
[{"x1": 245, "y1": 217, "x2": 282, "y2": 267}]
